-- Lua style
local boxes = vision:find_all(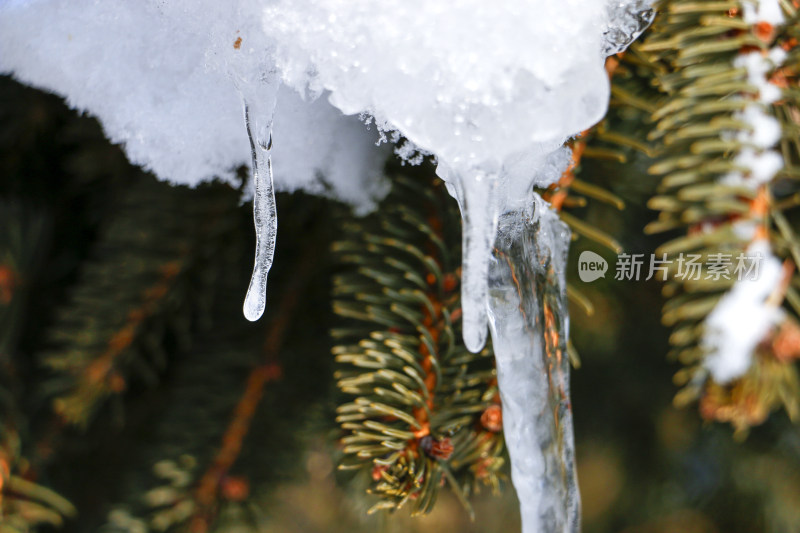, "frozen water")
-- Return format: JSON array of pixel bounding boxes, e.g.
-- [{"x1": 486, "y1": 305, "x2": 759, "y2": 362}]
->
[
  {"x1": 0, "y1": 0, "x2": 656, "y2": 530},
  {"x1": 263, "y1": 0, "x2": 655, "y2": 351},
  {"x1": 264, "y1": 0, "x2": 611, "y2": 168},
  {"x1": 441, "y1": 166, "x2": 500, "y2": 352},
  {"x1": 603, "y1": 1, "x2": 656, "y2": 56},
  {"x1": 241, "y1": 79, "x2": 279, "y2": 321},
  {"x1": 1, "y1": 0, "x2": 654, "y2": 348},
  {"x1": 488, "y1": 197, "x2": 578, "y2": 533}
]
